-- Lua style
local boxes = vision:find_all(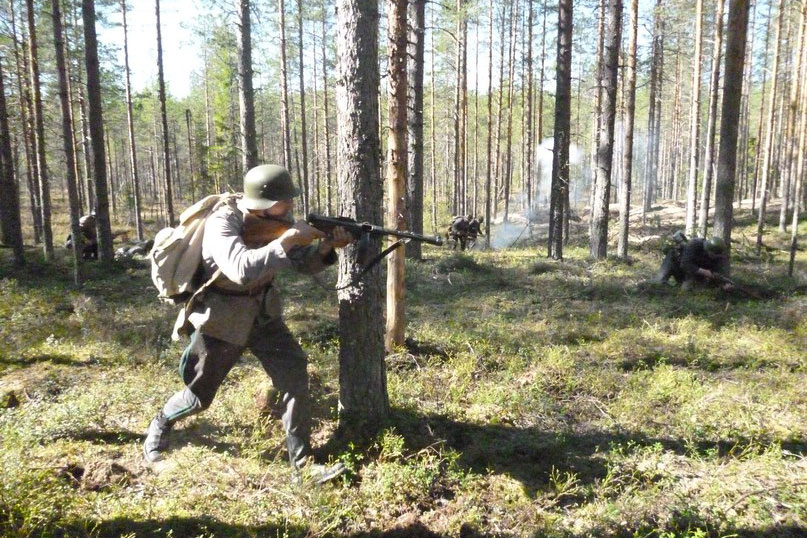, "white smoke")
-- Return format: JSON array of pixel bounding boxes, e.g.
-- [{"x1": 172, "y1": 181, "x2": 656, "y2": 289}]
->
[{"x1": 534, "y1": 137, "x2": 583, "y2": 207}]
